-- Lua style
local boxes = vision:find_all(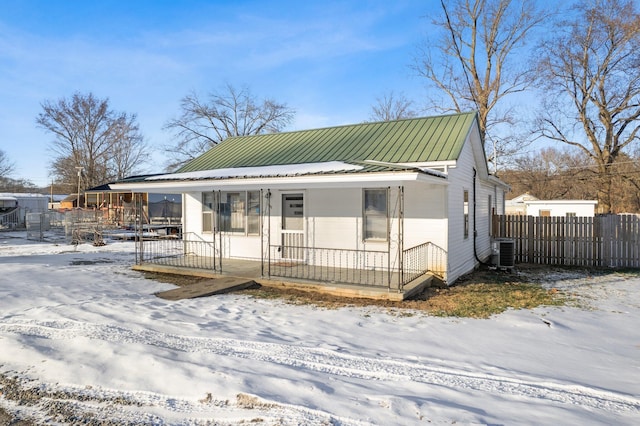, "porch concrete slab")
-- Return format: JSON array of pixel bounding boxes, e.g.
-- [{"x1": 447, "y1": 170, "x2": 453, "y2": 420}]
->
[
  {"x1": 136, "y1": 262, "x2": 434, "y2": 302},
  {"x1": 156, "y1": 277, "x2": 256, "y2": 301}
]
